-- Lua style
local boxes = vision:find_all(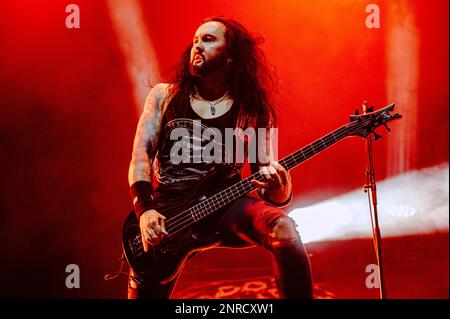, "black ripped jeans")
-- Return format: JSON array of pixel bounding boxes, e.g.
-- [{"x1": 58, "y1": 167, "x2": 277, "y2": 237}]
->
[{"x1": 128, "y1": 196, "x2": 313, "y2": 299}]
